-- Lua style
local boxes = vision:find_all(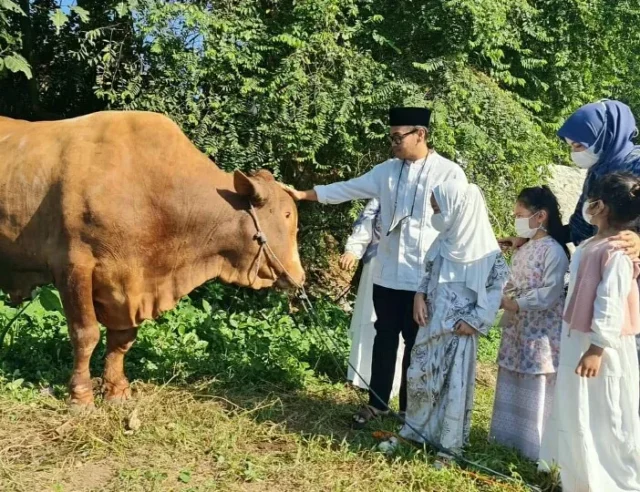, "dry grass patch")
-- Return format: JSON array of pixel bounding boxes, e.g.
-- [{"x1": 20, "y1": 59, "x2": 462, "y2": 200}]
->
[{"x1": 0, "y1": 364, "x2": 556, "y2": 492}]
